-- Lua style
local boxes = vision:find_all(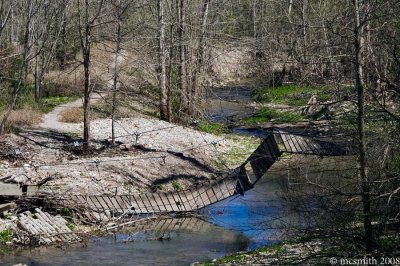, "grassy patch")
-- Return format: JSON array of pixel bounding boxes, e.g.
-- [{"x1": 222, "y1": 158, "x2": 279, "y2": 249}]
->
[
  {"x1": 213, "y1": 135, "x2": 260, "y2": 170},
  {"x1": 172, "y1": 180, "x2": 182, "y2": 191},
  {"x1": 67, "y1": 223, "x2": 76, "y2": 231},
  {"x1": 243, "y1": 107, "x2": 305, "y2": 124},
  {"x1": 0, "y1": 229, "x2": 12, "y2": 243},
  {"x1": 252, "y1": 85, "x2": 332, "y2": 106},
  {"x1": 39, "y1": 96, "x2": 76, "y2": 113},
  {"x1": 201, "y1": 242, "x2": 285, "y2": 265},
  {"x1": 197, "y1": 121, "x2": 227, "y2": 135},
  {"x1": 62, "y1": 207, "x2": 72, "y2": 217}
]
